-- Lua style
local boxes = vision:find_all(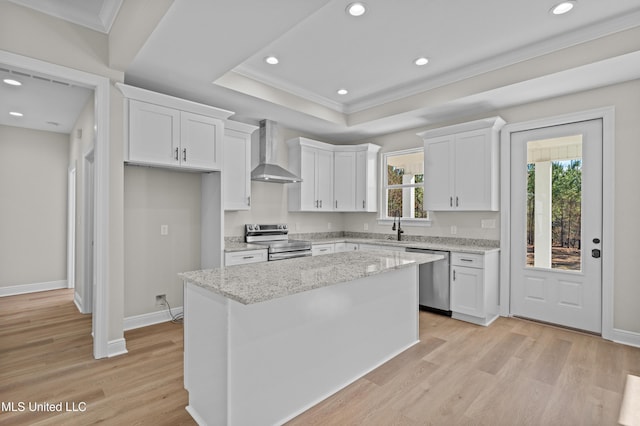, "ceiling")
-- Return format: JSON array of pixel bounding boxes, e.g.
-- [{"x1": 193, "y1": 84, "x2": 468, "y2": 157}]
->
[
  {"x1": 8, "y1": 0, "x2": 122, "y2": 33},
  {"x1": 3, "y1": 0, "x2": 640, "y2": 141},
  {"x1": 0, "y1": 65, "x2": 92, "y2": 134}
]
